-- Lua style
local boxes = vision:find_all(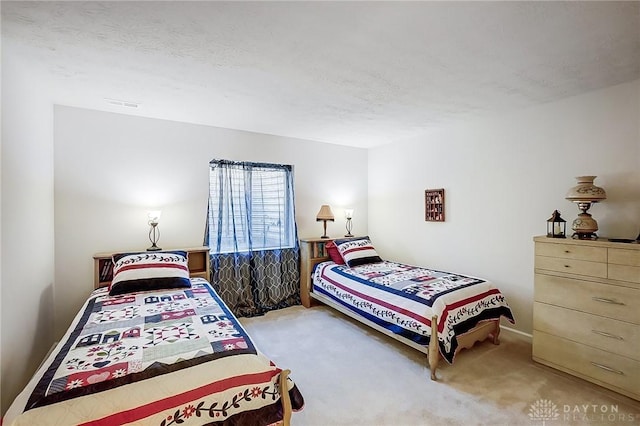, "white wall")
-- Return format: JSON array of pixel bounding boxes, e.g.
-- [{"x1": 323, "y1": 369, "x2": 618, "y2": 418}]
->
[
  {"x1": 1, "y1": 48, "x2": 55, "y2": 413},
  {"x1": 368, "y1": 79, "x2": 640, "y2": 335},
  {"x1": 3, "y1": 69, "x2": 637, "y2": 418},
  {"x1": 53, "y1": 106, "x2": 368, "y2": 337}
]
